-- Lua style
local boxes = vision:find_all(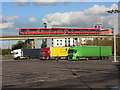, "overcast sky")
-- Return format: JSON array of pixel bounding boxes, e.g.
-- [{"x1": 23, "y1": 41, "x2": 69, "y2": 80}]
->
[{"x1": 0, "y1": 0, "x2": 119, "y2": 49}]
